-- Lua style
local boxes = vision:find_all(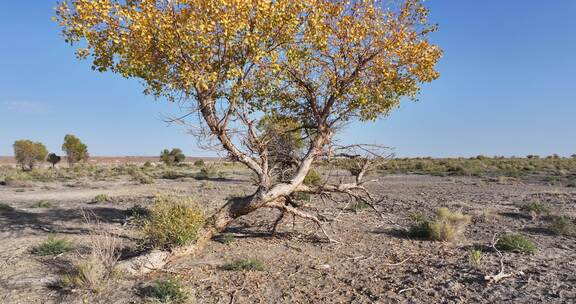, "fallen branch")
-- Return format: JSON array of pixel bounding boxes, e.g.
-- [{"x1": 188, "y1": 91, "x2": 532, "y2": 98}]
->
[{"x1": 484, "y1": 234, "x2": 514, "y2": 284}]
